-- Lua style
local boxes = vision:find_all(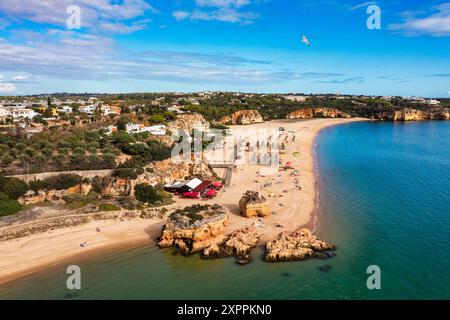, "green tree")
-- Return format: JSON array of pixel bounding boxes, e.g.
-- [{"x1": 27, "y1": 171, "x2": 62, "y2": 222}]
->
[
  {"x1": 134, "y1": 183, "x2": 163, "y2": 204},
  {"x1": 1, "y1": 155, "x2": 14, "y2": 165},
  {"x1": 116, "y1": 115, "x2": 131, "y2": 131},
  {"x1": 0, "y1": 175, "x2": 28, "y2": 200}
]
